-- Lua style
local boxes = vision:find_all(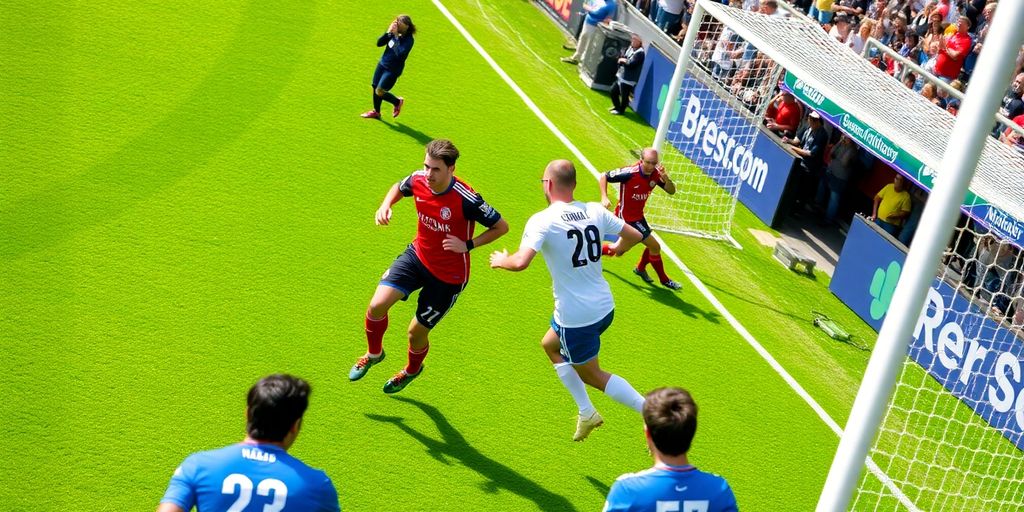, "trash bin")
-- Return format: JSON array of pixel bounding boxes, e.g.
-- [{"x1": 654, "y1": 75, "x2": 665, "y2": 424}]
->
[{"x1": 579, "y1": 22, "x2": 633, "y2": 92}]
